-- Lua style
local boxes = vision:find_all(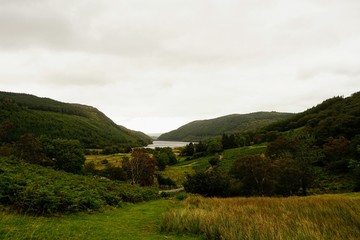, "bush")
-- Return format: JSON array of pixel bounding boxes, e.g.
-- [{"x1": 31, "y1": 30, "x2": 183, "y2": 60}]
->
[
  {"x1": 176, "y1": 192, "x2": 188, "y2": 201},
  {"x1": 184, "y1": 170, "x2": 230, "y2": 197},
  {"x1": 40, "y1": 137, "x2": 86, "y2": 174},
  {"x1": 156, "y1": 174, "x2": 177, "y2": 189},
  {"x1": 0, "y1": 158, "x2": 158, "y2": 215}
]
